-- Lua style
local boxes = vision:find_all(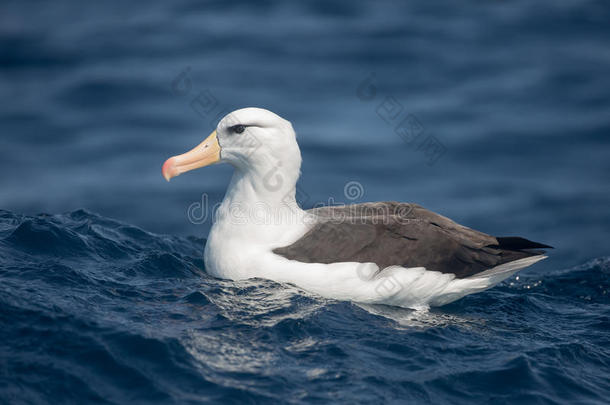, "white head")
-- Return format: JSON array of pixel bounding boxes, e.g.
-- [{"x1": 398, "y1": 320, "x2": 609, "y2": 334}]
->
[{"x1": 162, "y1": 108, "x2": 302, "y2": 199}]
